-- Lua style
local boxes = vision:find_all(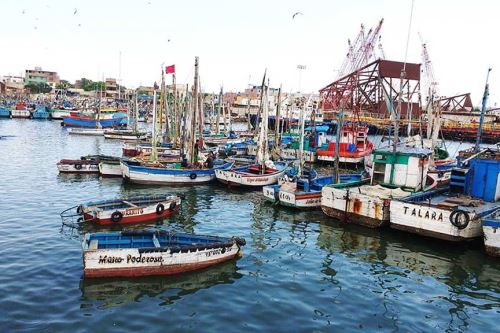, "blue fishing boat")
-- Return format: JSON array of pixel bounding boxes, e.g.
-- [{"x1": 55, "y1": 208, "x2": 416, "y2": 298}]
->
[
  {"x1": 264, "y1": 172, "x2": 368, "y2": 208},
  {"x1": 122, "y1": 159, "x2": 234, "y2": 185},
  {"x1": 0, "y1": 106, "x2": 10, "y2": 118},
  {"x1": 62, "y1": 114, "x2": 126, "y2": 128},
  {"x1": 31, "y1": 105, "x2": 50, "y2": 119},
  {"x1": 82, "y1": 230, "x2": 246, "y2": 278}
]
